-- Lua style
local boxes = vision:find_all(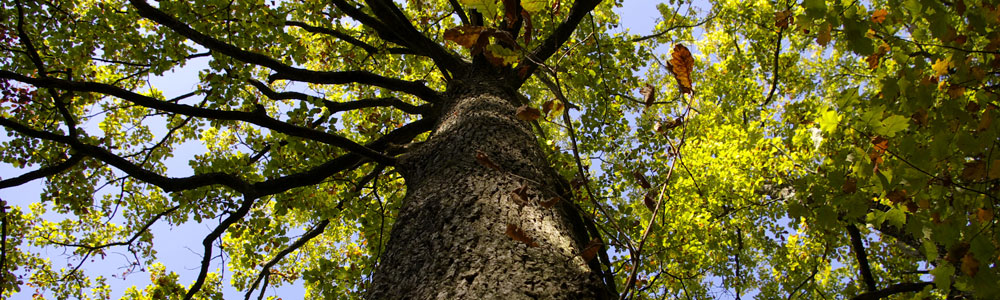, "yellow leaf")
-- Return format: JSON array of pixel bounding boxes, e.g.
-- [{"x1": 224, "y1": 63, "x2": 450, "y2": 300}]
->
[
  {"x1": 932, "y1": 58, "x2": 950, "y2": 76},
  {"x1": 460, "y1": 0, "x2": 498, "y2": 16},
  {"x1": 521, "y1": 0, "x2": 547, "y2": 12}
]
